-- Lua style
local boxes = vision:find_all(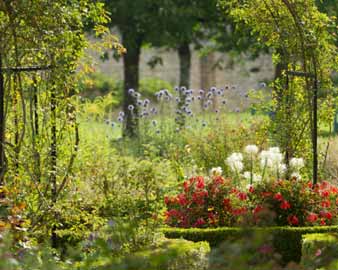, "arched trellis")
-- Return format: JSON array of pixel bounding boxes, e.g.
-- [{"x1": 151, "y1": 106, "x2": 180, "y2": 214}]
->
[{"x1": 227, "y1": 0, "x2": 336, "y2": 185}]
